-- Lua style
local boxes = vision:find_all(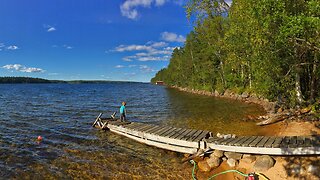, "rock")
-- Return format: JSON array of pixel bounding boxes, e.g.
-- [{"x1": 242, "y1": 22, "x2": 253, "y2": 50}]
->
[
  {"x1": 241, "y1": 154, "x2": 256, "y2": 164},
  {"x1": 216, "y1": 133, "x2": 222, "y2": 138},
  {"x1": 214, "y1": 90, "x2": 219, "y2": 96},
  {"x1": 198, "y1": 159, "x2": 211, "y2": 172},
  {"x1": 206, "y1": 156, "x2": 221, "y2": 169},
  {"x1": 223, "y1": 134, "x2": 232, "y2": 139},
  {"x1": 222, "y1": 157, "x2": 227, "y2": 161},
  {"x1": 307, "y1": 165, "x2": 318, "y2": 174},
  {"x1": 241, "y1": 92, "x2": 249, "y2": 98},
  {"x1": 277, "y1": 107, "x2": 283, "y2": 113},
  {"x1": 211, "y1": 150, "x2": 224, "y2": 158},
  {"x1": 224, "y1": 152, "x2": 243, "y2": 160},
  {"x1": 253, "y1": 155, "x2": 275, "y2": 171},
  {"x1": 227, "y1": 158, "x2": 238, "y2": 167}
]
